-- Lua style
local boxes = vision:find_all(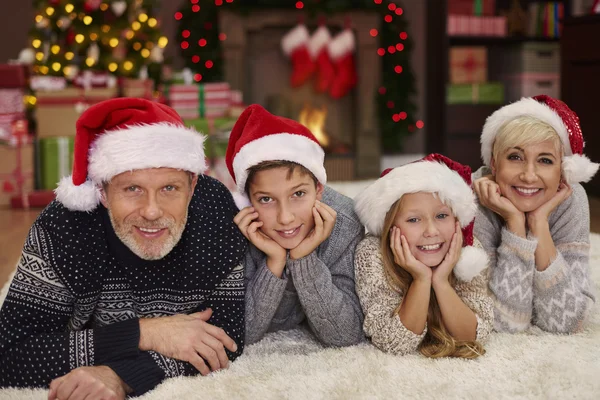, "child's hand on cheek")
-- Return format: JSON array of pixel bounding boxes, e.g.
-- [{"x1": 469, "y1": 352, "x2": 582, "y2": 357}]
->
[
  {"x1": 390, "y1": 226, "x2": 432, "y2": 282},
  {"x1": 432, "y1": 221, "x2": 462, "y2": 288},
  {"x1": 289, "y1": 200, "x2": 337, "y2": 260},
  {"x1": 234, "y1": 207, "x2": 287, "y2": 276}
]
